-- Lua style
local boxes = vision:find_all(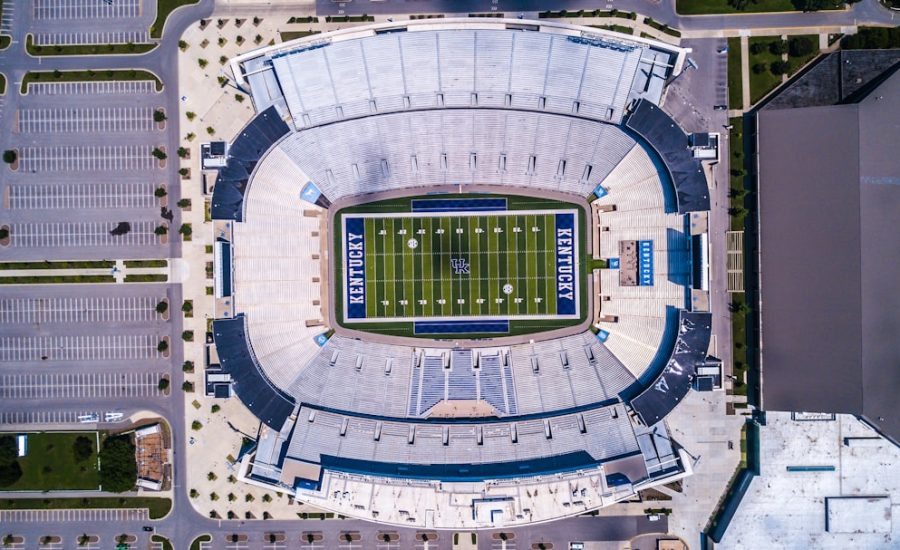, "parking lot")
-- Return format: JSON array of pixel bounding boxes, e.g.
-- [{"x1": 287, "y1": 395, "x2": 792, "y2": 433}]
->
[
  {"x1": 19, "y1": 107, "x2": 157, "y2": 134},
  {"x1": 32, "y1": 30, "x2": 151, "y2": 45},
  {"x1": 0, "y1": 295, "x2": 162, "y2": 324},
  {"x1": 0, "y1": 409, "x2": 126, "y2": 425},
  {"x1": 33, "y1": 0, "x2": 142, "y2": 20},
  {"x1": 9, "y1": 182, "x2": 158, "y2": 210},
  {"x1": 0, "y1": 371, "x2": 164, "y2": 399},
  {"x1": 10, "y1": 221, "x2": 161, "y2": 248},
  {"x1": 0, "y1": 333, "x2": 162, "y2": 362},
  {"x1": 0, "y1": 509, "x2": 150, "y2": 523},
  {"x1": 29, "y1": 81, "x2": 159, "y2": 97},
  {"x1": 19, "y1": 145, "x2": 158, "y2": 172}
]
